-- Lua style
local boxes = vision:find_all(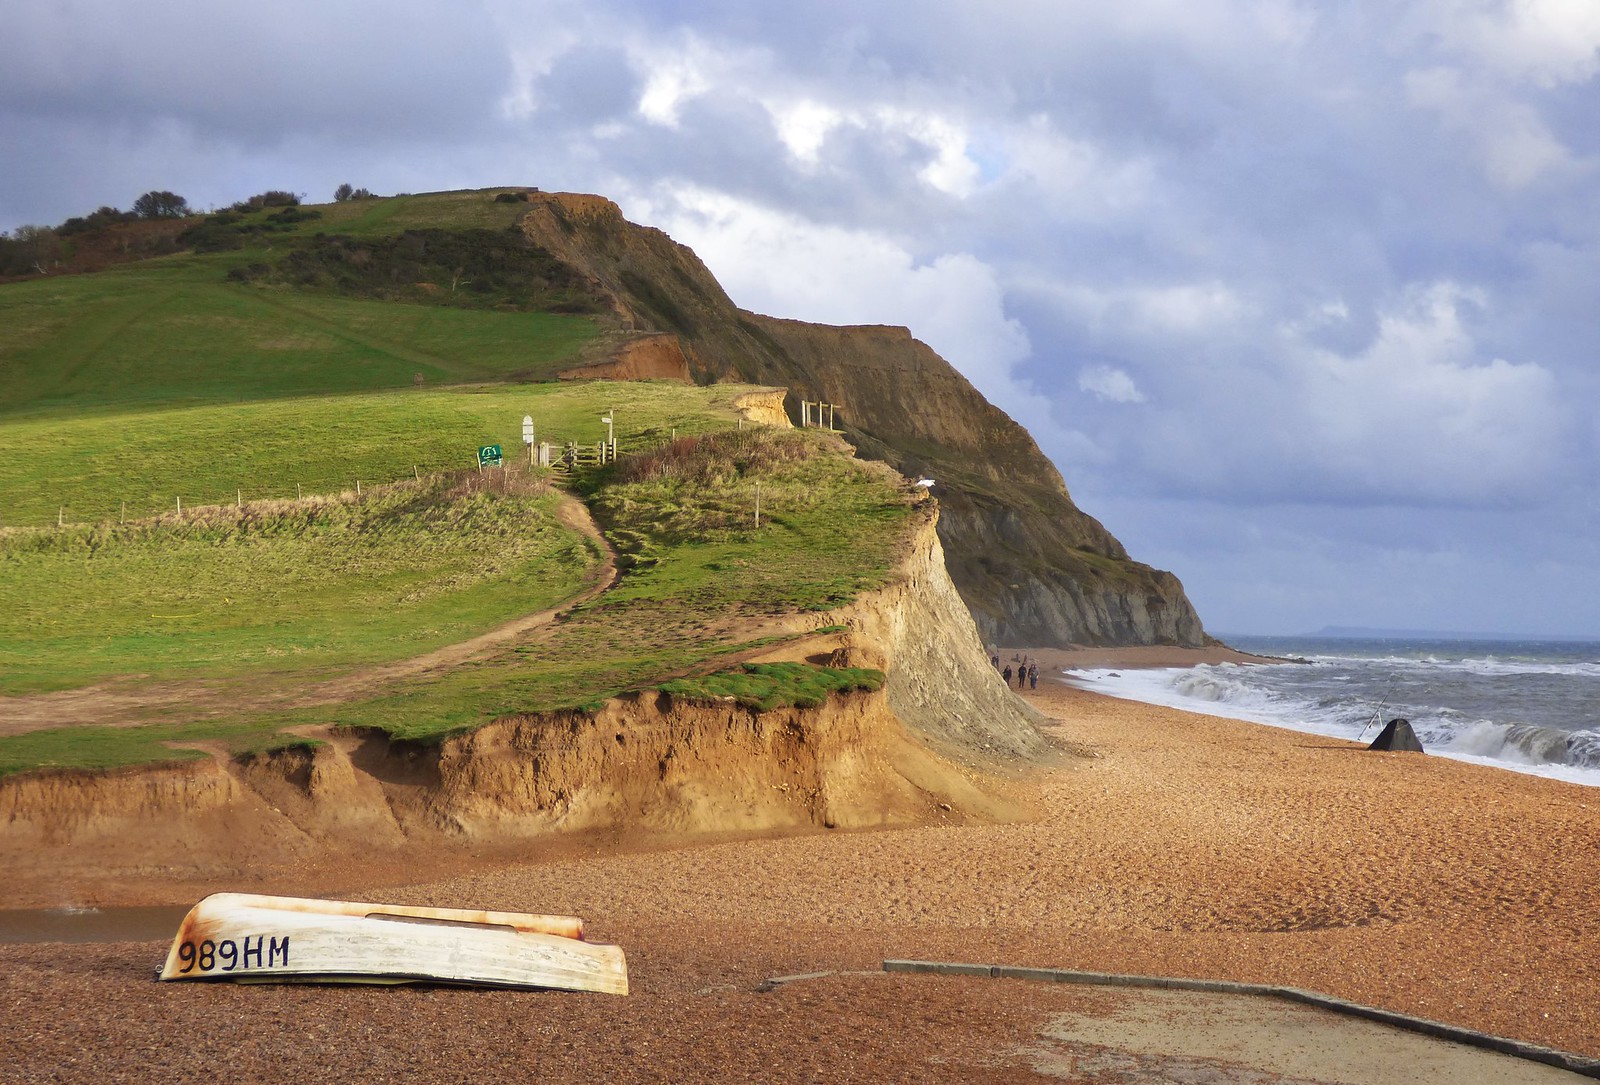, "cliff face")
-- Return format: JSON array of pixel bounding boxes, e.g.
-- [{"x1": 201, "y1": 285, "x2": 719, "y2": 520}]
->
[
  {"x1": 823, "y1": 506, "x2": 1047, "y2": 761},
  {"x1": 517, "y1": 193, "x2": 1208, "y2": 647}
]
